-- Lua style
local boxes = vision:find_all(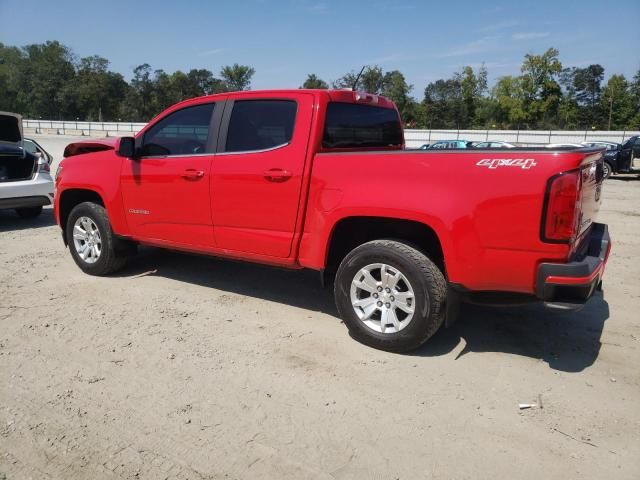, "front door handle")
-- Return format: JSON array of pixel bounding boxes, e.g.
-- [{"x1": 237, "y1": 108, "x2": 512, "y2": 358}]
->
[
  {"x1": 264, "y1": 168, "x2": 292, "y2": 183},
  {"x1": 182, "y1": 169, "x2": 204, "y2": 180}
]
